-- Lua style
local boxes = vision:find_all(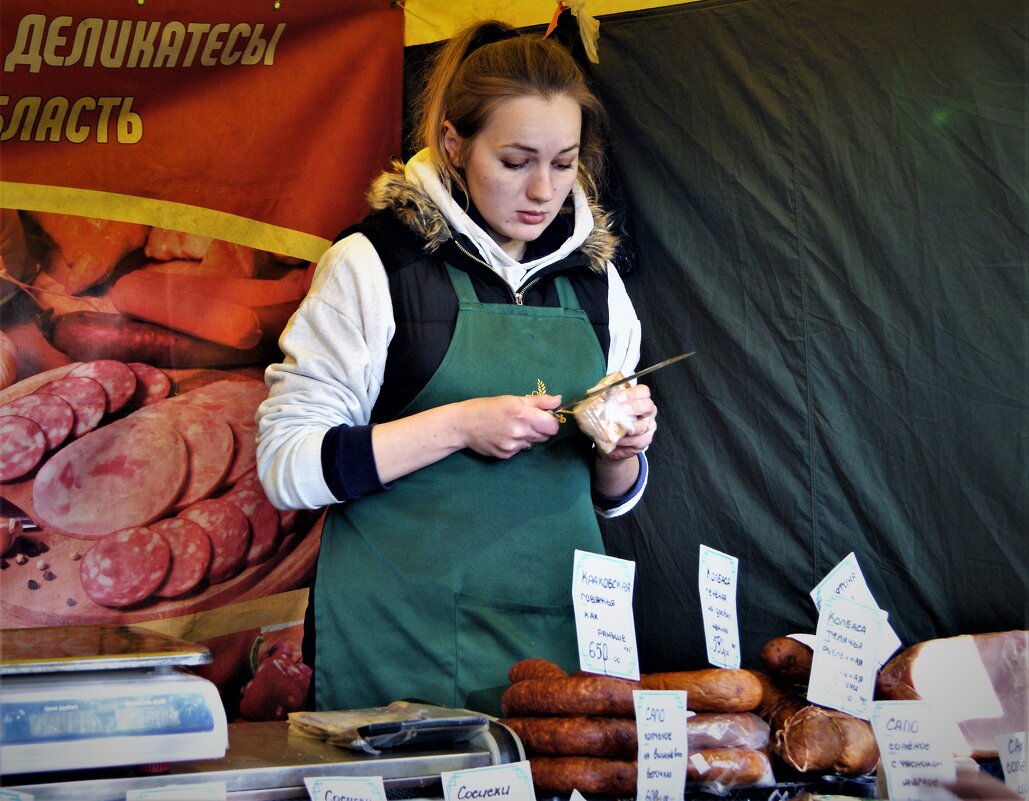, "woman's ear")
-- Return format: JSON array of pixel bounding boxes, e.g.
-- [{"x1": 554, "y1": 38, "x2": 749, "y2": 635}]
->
[{"x1": 442, "y1": 121, "x2": 464, "y2": 168}]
